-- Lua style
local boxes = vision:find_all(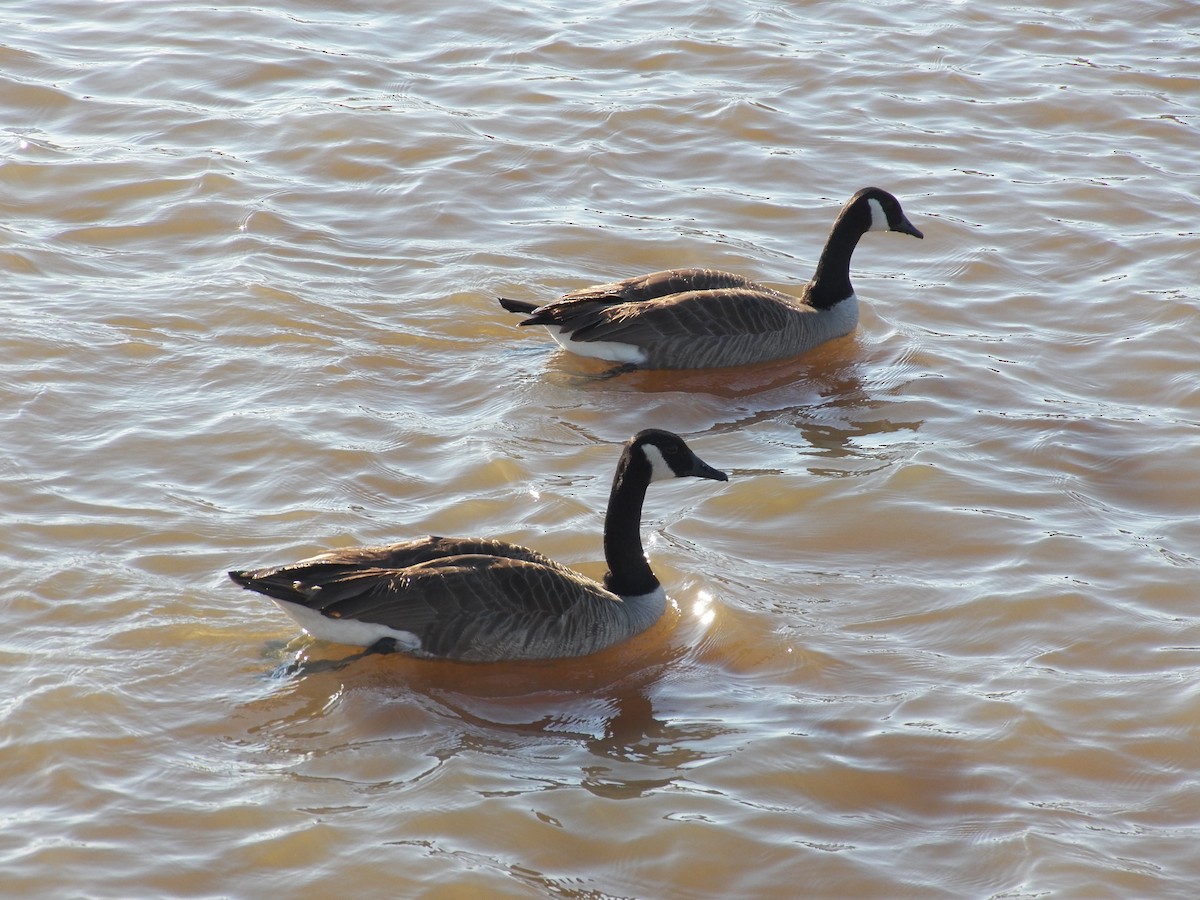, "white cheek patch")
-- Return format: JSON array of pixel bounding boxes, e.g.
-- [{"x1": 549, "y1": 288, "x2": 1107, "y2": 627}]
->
[
  {"x1": 640, "y1": 444, "x2": 677, "y2": 482},
  {"x1": 867, "y1": 197, "x2": 890, "y2": 232}
]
